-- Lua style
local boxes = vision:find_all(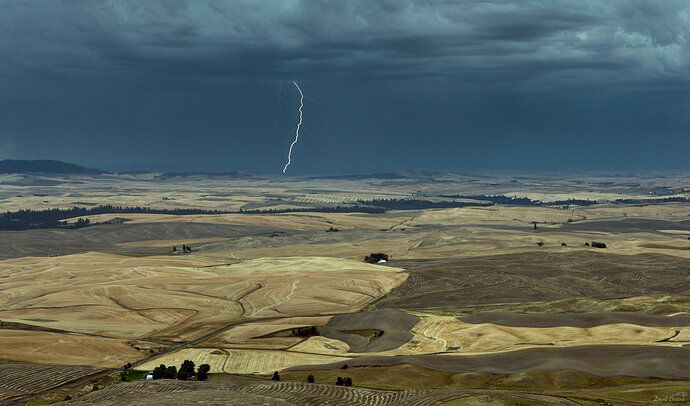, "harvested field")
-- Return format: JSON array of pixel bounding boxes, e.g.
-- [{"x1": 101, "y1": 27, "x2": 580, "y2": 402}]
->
[
  {"x1": 136, "y1": 348, "x2": 230, "y2": 373},
  {"x1": 4, "y1": 173, "x2": 690, "y2": 404},
  {"x1": 562, "y1": 218, "x2": 690, "y2": 233},
  {"x1": 376, "y1": 252, "x2": 690, "y2": 309},
  {"x1": 137, "y1": 348, "x2": 350, "y2": 375},
  {"x1": 396, "y1": 313, "x2": 689, "y2": 354},
  {"x1": 292, "y1": 345, "x2": 690, "y2": 380},
  {"x1": 282, "y1": 362, "x2": 662, "y2": 391},
  {"x1": 0, "y1": 222, "x2": 275, "y2": 259},
  {"x1": 458, "y1": 311, "x2": 690, "y2": 328},
  {"x1": 0, "y1": 363, "x2": 104, "y2": 403},
  {"x1": 54, "y1": 379, "x2": 579, "y2": 405},
  {"x1": 0, "y1": 330, "x2": 143, "y2": 367},
  {"x1": 0, "y1": 254, "x2": 405, "y2": 365},
  {"x1": 426, "y1": 295, "x2": 690, "y2": 316},
  {"x1": 319, "y1": 309, "x2": 420, "y2": 352}
]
